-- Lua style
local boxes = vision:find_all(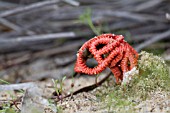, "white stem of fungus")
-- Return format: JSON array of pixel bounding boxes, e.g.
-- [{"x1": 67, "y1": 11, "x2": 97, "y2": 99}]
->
[{"x1": 122, "y1": 67, "x2": 139, "y2": 85}]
